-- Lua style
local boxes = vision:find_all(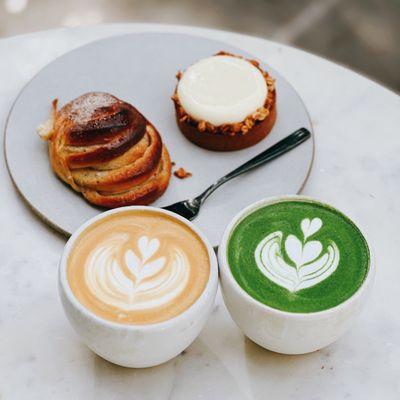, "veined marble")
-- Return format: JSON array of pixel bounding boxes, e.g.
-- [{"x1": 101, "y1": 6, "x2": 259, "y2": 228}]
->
[{"x1": 0, "y1": 23, "x2": 399, "y2": 400}]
